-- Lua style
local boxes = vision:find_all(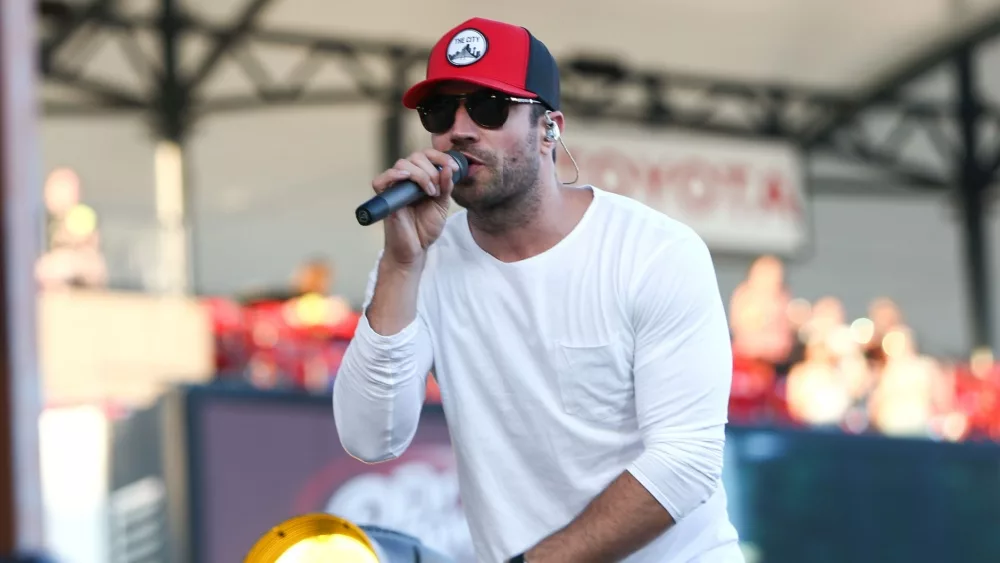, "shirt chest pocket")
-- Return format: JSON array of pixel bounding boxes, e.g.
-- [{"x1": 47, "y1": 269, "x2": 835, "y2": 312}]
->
[{"x1": 553, "y1": 338, "x2": 633, "y2": 424}]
